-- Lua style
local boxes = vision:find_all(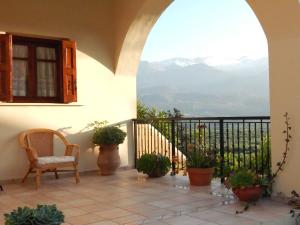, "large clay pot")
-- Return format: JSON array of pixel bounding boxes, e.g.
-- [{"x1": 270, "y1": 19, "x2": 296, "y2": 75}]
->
[
  {"x1": 233, "y1": 186, "x2": 263, "y2": 202},
  {"x1": 187, "y1": 168, "x2": 214, "y2": 186},
  {"x1": 97, "y1": 144, "x2": 121, "y2": 175}
]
